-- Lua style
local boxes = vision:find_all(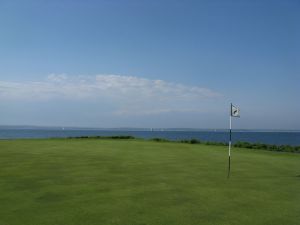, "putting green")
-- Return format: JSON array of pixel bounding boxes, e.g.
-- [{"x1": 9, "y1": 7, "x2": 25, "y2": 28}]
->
[{"x1": 0, "y1": 139, "x2": 299, "y2": 225}]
